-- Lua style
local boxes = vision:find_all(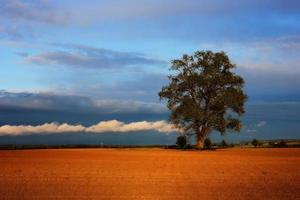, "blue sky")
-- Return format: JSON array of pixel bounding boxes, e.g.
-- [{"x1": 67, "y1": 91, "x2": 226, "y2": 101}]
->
[{"x1": 0, "y1": 0, "x2": 300, "y2": 144}]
